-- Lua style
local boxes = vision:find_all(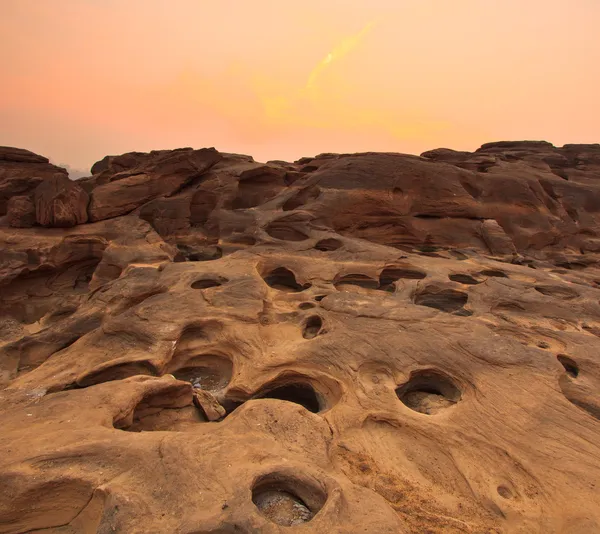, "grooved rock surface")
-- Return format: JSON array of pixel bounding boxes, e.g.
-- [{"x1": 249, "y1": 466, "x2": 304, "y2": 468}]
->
[
  {"x1": 0, "y1": 146, "x2": 68, "y2": 217},
  {"x1": 1, "y1": 142, "x2": 600, "y2": 533},
  {"x1": 34, "y1": 174, "x2": 89, "y2": 227}
]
